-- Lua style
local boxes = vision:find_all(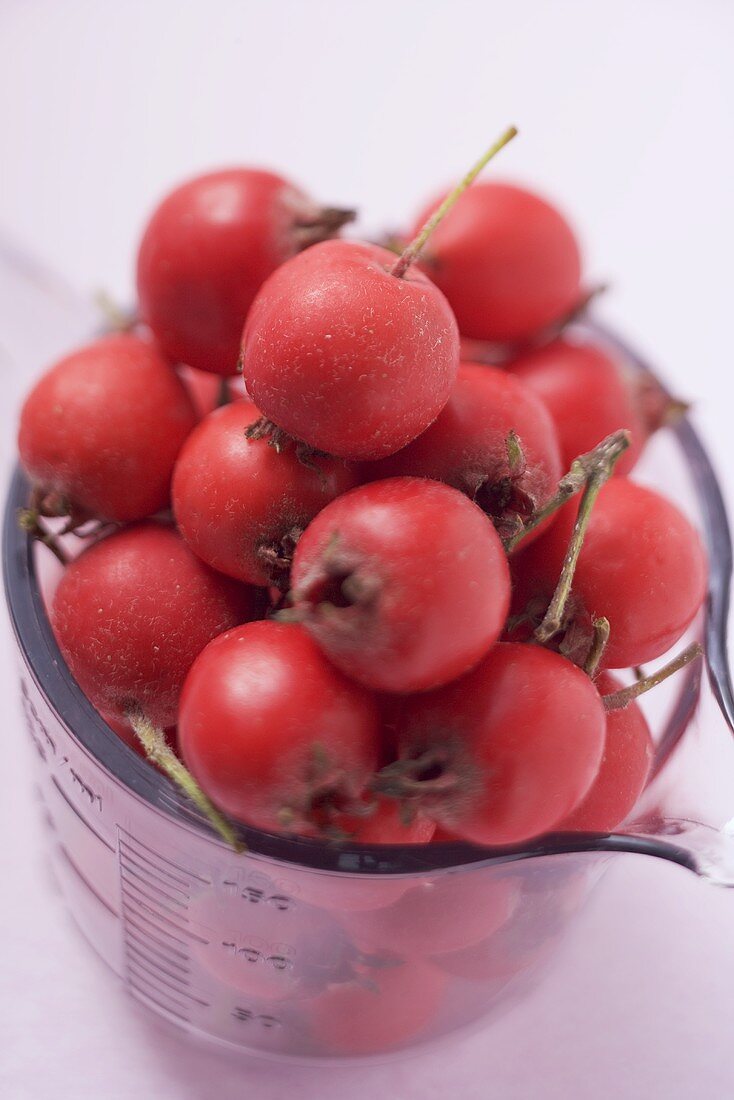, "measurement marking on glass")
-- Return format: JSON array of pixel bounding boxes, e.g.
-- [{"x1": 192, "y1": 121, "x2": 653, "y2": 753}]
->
[
  {"x1": 120, "y1": 895, "x2": 194, "y2": 946},
  {"x1": 118, "y1": 840, "x2": 192, "y2": 888},
  {"x1": 121, "y1": 878, "x2": 190, "y2": 920},
  {"x1": 119, "y1": 851, "x2": 191, "y2": 896},
  {"x1": 119, "y1": 860, "x2": 190, "y2": 908},
  {"x1": 121, "y1": 830, "x2": 211, "y2": 884},
  {"x1": 128, "y1": 980, "x2": 191, "y2": 1023},
  {"x1": 50, "y1": 774, "x2": 114, "y2": 851},
  {"x1": 128, "y1": 961, "x2": 209, "y2": 1007},
  {"x1": 125, "y1": 935, "x2": 192, "y2": 980},
  {"x1": 118, "y1": 828, "x2": 210, "y2": 1018},
  {"x1": 55, "y1": 842, "x2": 119, "y2": 917},
  {"x1": 124, "y1": 913, "x2": 190, "y2": 959},
  {"x1": 125, "y1": 928, "x2": 191, "y2": 972}
]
